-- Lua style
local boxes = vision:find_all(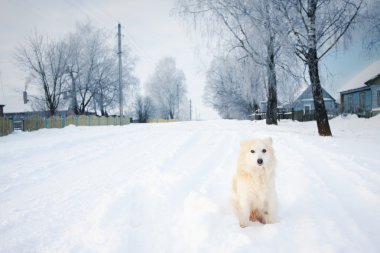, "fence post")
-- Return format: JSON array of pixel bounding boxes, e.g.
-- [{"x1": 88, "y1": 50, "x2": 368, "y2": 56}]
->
[{"x1": 291, "y1": 108, "x2": 294, "y2": 121}]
